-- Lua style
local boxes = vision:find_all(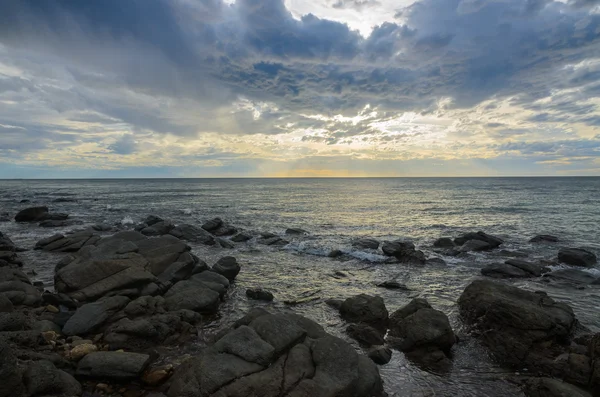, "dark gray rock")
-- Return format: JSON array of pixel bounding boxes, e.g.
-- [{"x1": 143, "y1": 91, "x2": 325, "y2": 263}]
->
[
  {"x1": 523, "y1": 377, "x2": 591, "y2": 397},
  {"x1": 37, "y1": 230, "x2": 100, "y2": 253},
  {"x1": 246, "y1": 288, "x2": 274, "y2": 301},
  {"x1": 141, "y1": 220, "x2": 175, "y2": 236},
  {"x1": 231, "y1": 232, "x2": 252, "y2": 242},
  {"x1": 158, "y1": 260, "x2": 205, "y2": 285},
  {"x1": 76, "y1": 351, "x2": 150, "y2": 380},
  {"x1": 124, "y1": 295, "x2": 166, "y2": 317},
  {"x1": 377, "y1": 280, "x2": 409, "y2": 290},
  {"x1": 257, "y1": 236, "x2": 288, "y2": 246},
  {"x1": 454, "y1": 231, "x2": 503, "y2": 249},
  {"x1": 0, "y1": 340, "x2": 24, "y2": 397},
  {"x1": 459, "y1": 239, "x2": 492, "y2": 252},
  {"x1": 164, "y1": 283, "x2": 220, "y2": 313},
  {"x1": 63, "y1": 296, "x2": 130, "y2": 336},
  {"x1": 168, "y1": 310, "x2": 383, "y2": 397},
  {"x1": 458, "y1": 279, "x2": 577, "y2": 371},
  {"x1": 0, "y1": 294, "x2": 14, "y2": 312},
  {"x1": 169, "y1": 224, "x2": 215, "y2": 245},
  {"x1": 213, "y1": 225, "x2": 238, "y2": 237},
  {"x1": 144, "y1": 215, "x2": 164, "y2": 226},
  {"x1": 352, "y1": 238, "x2": 379, "y2": 250},
  {"x1": 340, "y1": 294, "x2": 388, "y2": 331},
  {"x1": 0, "y1": 268, "x2": 41, "y2": 306},
  {"x1": 0, "y1": 232, "x2": 15, "y2": 252},
  {"x1": 0, "y1": 312, "x2": 31, "y2": 331},
  {"x1": 433, "y1": 237, "x2": 455, "y2": 248},
  {"x1": 23, "y1": 360, "x2": 82, "y2": 397},
  {"x1": 346, "y1": 323, "x2": 385, "y2": 347},
  {"x1": 381, "y1": 240, "x2": 426, "y2": 264},
  {"x1": 15, "y1": 206, "x2": 48, "y2": 222},
  {"x1": 285, "y1": 228, "x2": 308, "y2": 235},
  {"x1": 191, "y1": 271, "x2": 230, "y2": 288},
  {"x1": 202, "y1": 218, "x2": 223, "y2": 232},
  {"x1": 39, "y1": 219, "x2": 69, "y2": 228},
  {"x1": 212, "y1": 256, "x2": 240, "y2": 281},
  {"x1": 368, "y1": 346, "x2": 392, "y2": 365},
  {"x1": 558, "y1": 248, "x2": 597, "y2": 267},
  {"x1": 505, "y1": 259, "x2": 550, "y2": 277},
  {"x1": 216, "y1": 238, "x2": 235, "y2": 249},
  {"x1": 544, "y1": 269, "x2": 600, "y2": 284},
  {"x1": 481, "y1": 263, "x2": 532, "y2": 278},
  {"x1": 530, "y1": 235, "x2": 560, "y2": 243}
]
